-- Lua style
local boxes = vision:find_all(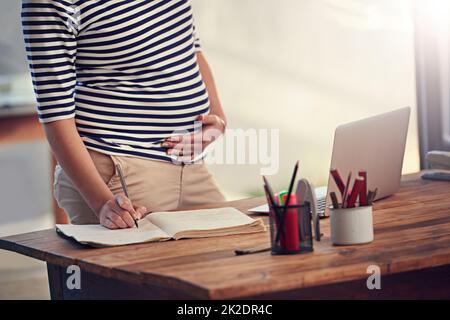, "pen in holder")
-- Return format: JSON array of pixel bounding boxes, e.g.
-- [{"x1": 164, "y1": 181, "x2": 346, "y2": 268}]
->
[
  {"x1": 269, "y1": 201, "x2": 316, "y2": 255},
  {"x1": 263, "y1": 162, "x2": 319, "y2": 255}
]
